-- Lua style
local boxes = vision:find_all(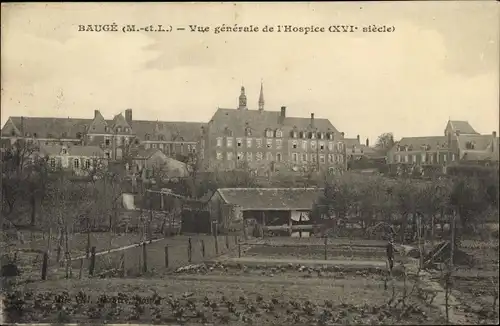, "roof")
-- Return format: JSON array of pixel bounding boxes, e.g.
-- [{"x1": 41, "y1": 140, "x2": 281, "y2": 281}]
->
[
  {"x1": 4, "y1": 117, "x2": 90, "y2": 138},
  {"x1": 131, "y1": 148, "x2": 164, "y2": 159},
  {"x1": 131, "y1": 120, "x2": 206, "y2": 142},
  {"x1": 447, "y1": 120, "x2": 479, "y2": 135},
  {"x1": 343, "y1": 138, "x2": 360, "y2": 148},
  {"x1": 461, "y1": 151, "x2": 499, "y2": 162},
  {"x1": 38, "y1": 144, "x2": 104, "y2": 157},
  {"x1": 209, "y1": 108, "x2": 341, "y2": 138},
  {"x1": 394, "y1": 136, "x2": 448, "y2": 151},
  {"x1": 214, "y1": 187, "x2": 324, "y2": 211},
  {"x1": 1, "y1": 115, "x2": 206, "y2": 142},
  {"x1": 457, "y1": 134, "x2": 494, "y2": 151}
]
